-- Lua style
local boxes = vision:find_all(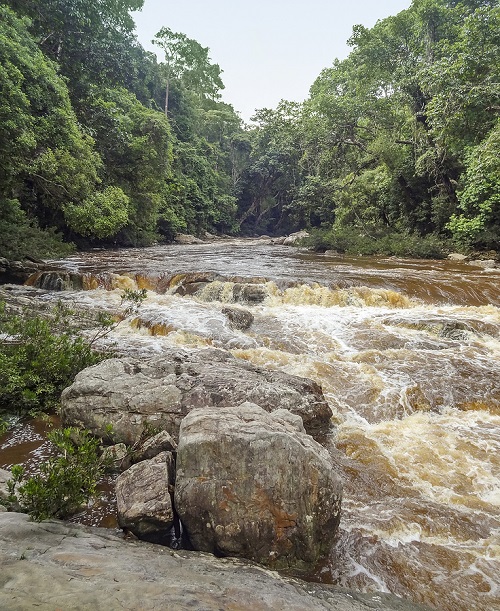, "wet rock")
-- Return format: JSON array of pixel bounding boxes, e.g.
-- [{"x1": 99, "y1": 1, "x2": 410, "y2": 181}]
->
[
  {"x1": 447, "y1": 253, "x2": 467, "y2": 261},
  {"x1": 0, "y1": 512, "x2": 431, "y2": 611},
  {"x1": 283, "y1": 230, "x2": 309, "y2": 246},
  {"x1": 0, "y1": 259, "x2": 41, "y2": 285},
  {"x1": 134, "y1": 430, "x2": 177, "y2": 463},
  {"x1": 173, "y1": 281, "x2": 209, "y2": 296},
  {"x1": 175, "y1": 403, "x2": 342, "y2": 570},
  {"x1": 468, "y1": 259, "x2": 497, "y2": 269},
  {"x1": 101, "y1": 443, "x2": 131, "y2": 473},
  {"x1": 270, "y1": 236, "x2": 286, "y2": 245},
  {"x1": 169, "y1": 271, "x2": 220, "y2": 294},
  {"x1": 222, "y1": 305, "x2": 254, "y2": 330},
  {"x1": 382, "y1": 315, "x2": 497, "y2": 340},
  {"x1": 232, "y1": 282, "x2": 267, "y2": 304},
  {"x1": 0, "y1": 468, "x2": 11, "y2": 505},
  {"x1": 60, "y1": 348, "x2": 332, "y2": 445},
  {"x1": 27, "y1": 271, "x2": 83, "y2": 291},
  {"x1": 324, "y1": 249, "x2": 340, "y2": 256},
  {"x1": 116, "y1": 452, "x2": 175, "y2": 542},
  {"x1": 174, "y1": 233, "x2": 204, "y2": 245}
]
